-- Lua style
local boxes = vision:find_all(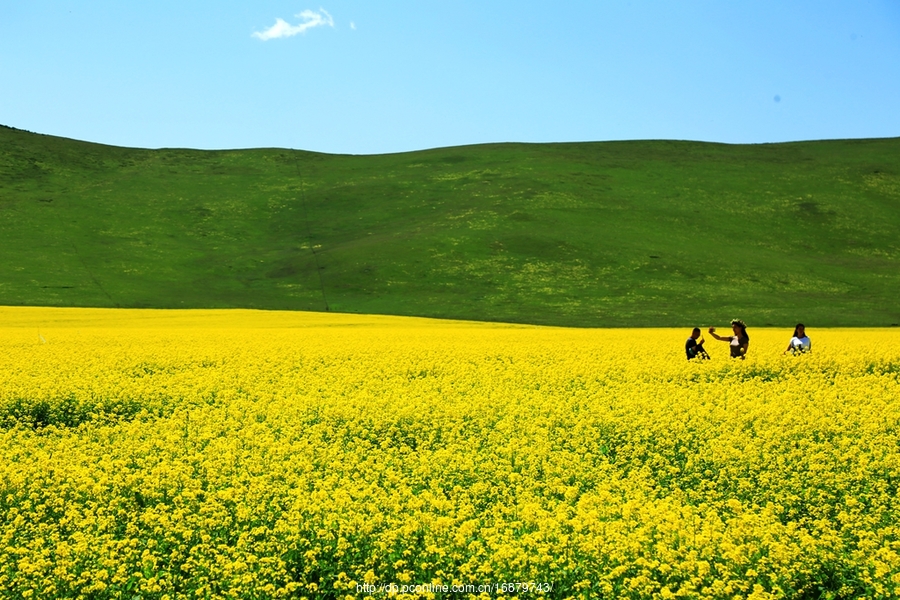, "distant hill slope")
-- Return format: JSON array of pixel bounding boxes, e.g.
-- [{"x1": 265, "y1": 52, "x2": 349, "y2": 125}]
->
[{"x1": 1, "y1": 124, "x2": 898, "y2": 327}]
